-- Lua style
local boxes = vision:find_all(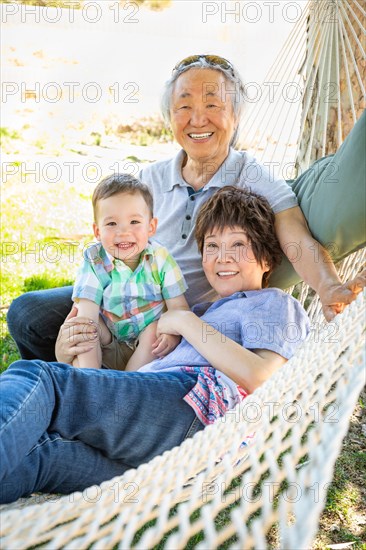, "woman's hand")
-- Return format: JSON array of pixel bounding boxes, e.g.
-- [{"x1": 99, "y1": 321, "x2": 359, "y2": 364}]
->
[
  {"x1": 156, "y1": 309, "x2": 193, "y2": 337},
  {"x1": 55, "y1": 307, "x2": 99, "y2": 364}
]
